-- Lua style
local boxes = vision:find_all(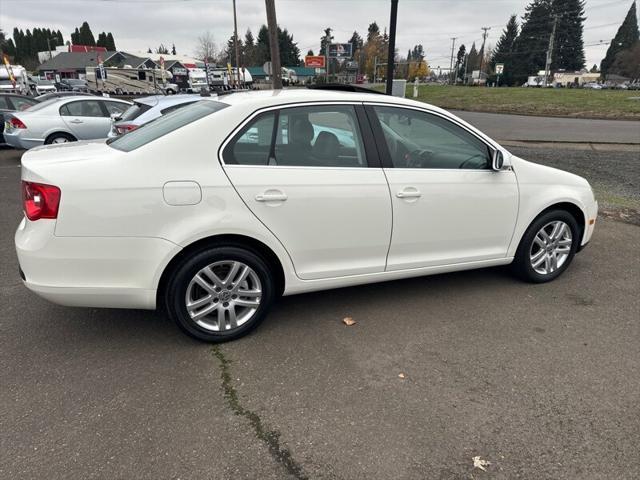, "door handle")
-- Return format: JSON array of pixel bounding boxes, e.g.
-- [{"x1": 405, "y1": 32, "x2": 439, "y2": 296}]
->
[
  {"x1": 69, "y1": 119, "x2": 83, "y2": 124},
  {"x1": 396, "y1": 189, "x2": 422, "y2": 199},
  {"x1": 255, "y1": 193, "x2": 288, "y2": 202}
]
